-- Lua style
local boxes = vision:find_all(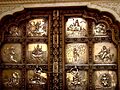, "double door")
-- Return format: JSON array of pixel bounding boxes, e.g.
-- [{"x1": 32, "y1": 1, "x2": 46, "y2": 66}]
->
[{"x1": 0, "y1": 7, "x2": 119, "y2": 90}]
